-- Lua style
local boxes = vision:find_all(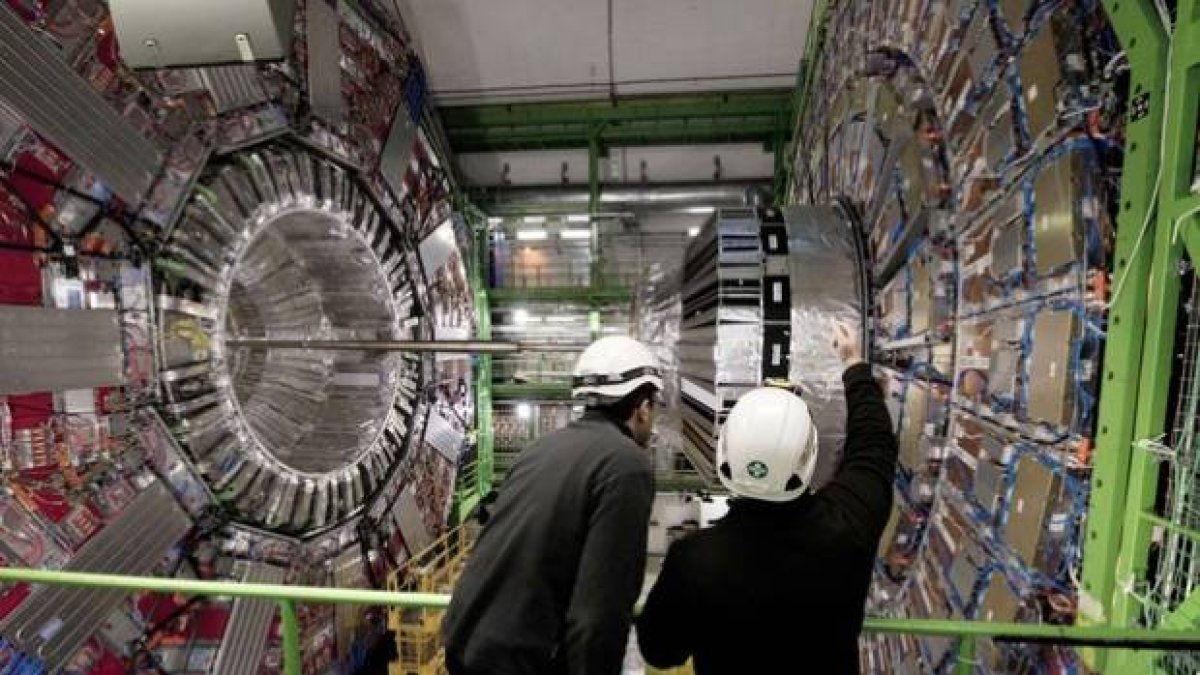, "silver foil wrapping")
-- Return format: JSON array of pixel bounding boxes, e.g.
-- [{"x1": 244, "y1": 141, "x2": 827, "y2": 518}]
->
[{"x1": 782, "y1": 205, "x2": 867, "y2": 490}]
